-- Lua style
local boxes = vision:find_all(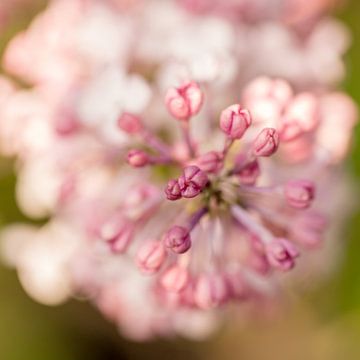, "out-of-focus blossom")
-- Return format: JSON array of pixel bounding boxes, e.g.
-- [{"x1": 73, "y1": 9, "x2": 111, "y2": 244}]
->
[
  {"x1": 0, "y1": 0, "x2": 33, "y2": 31},
  {"x1": 0, "y1": 0, "x2": 357, "y2": 341}
]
